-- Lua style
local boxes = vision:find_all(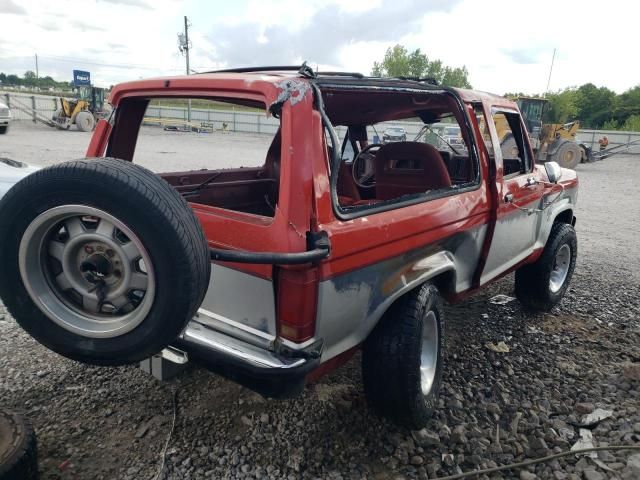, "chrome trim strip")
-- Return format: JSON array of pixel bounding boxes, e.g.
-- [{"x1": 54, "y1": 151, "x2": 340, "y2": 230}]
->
[
  {"x1": 196, "y1": 308, "x2": 275, "y2": 349},
  {"x1": 180, "y1": 320, "x2": 305, "y2": 370}
]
